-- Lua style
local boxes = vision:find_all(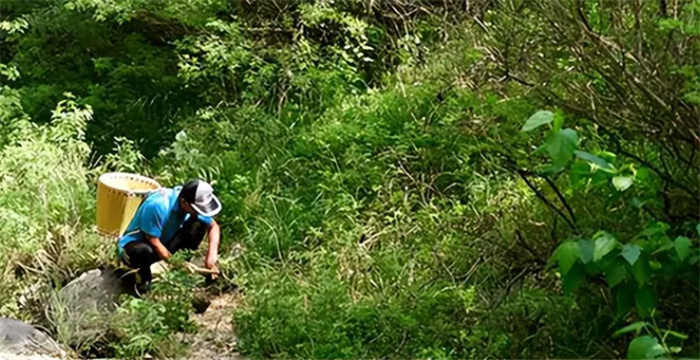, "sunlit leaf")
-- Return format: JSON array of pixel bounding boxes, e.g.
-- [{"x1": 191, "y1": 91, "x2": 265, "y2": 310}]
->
[
  {"x1": 621, "y1": 244, "x2": 642, "y2": 266},
  {"x1": 612, "y1": 176, "x2": 634, "y2": 191},
  {"x1": 521, "y1": 110, "x2": 553, "y2": 131},
  {"x1": 594, "y1": 232, "x2": 617, "y2": 262},
  {"x1": 627, "y1": 335, "x2": 665, "y2": 359},
  {"x1": 175, "y1": 130, "x2": 187, "y2": 141}
]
